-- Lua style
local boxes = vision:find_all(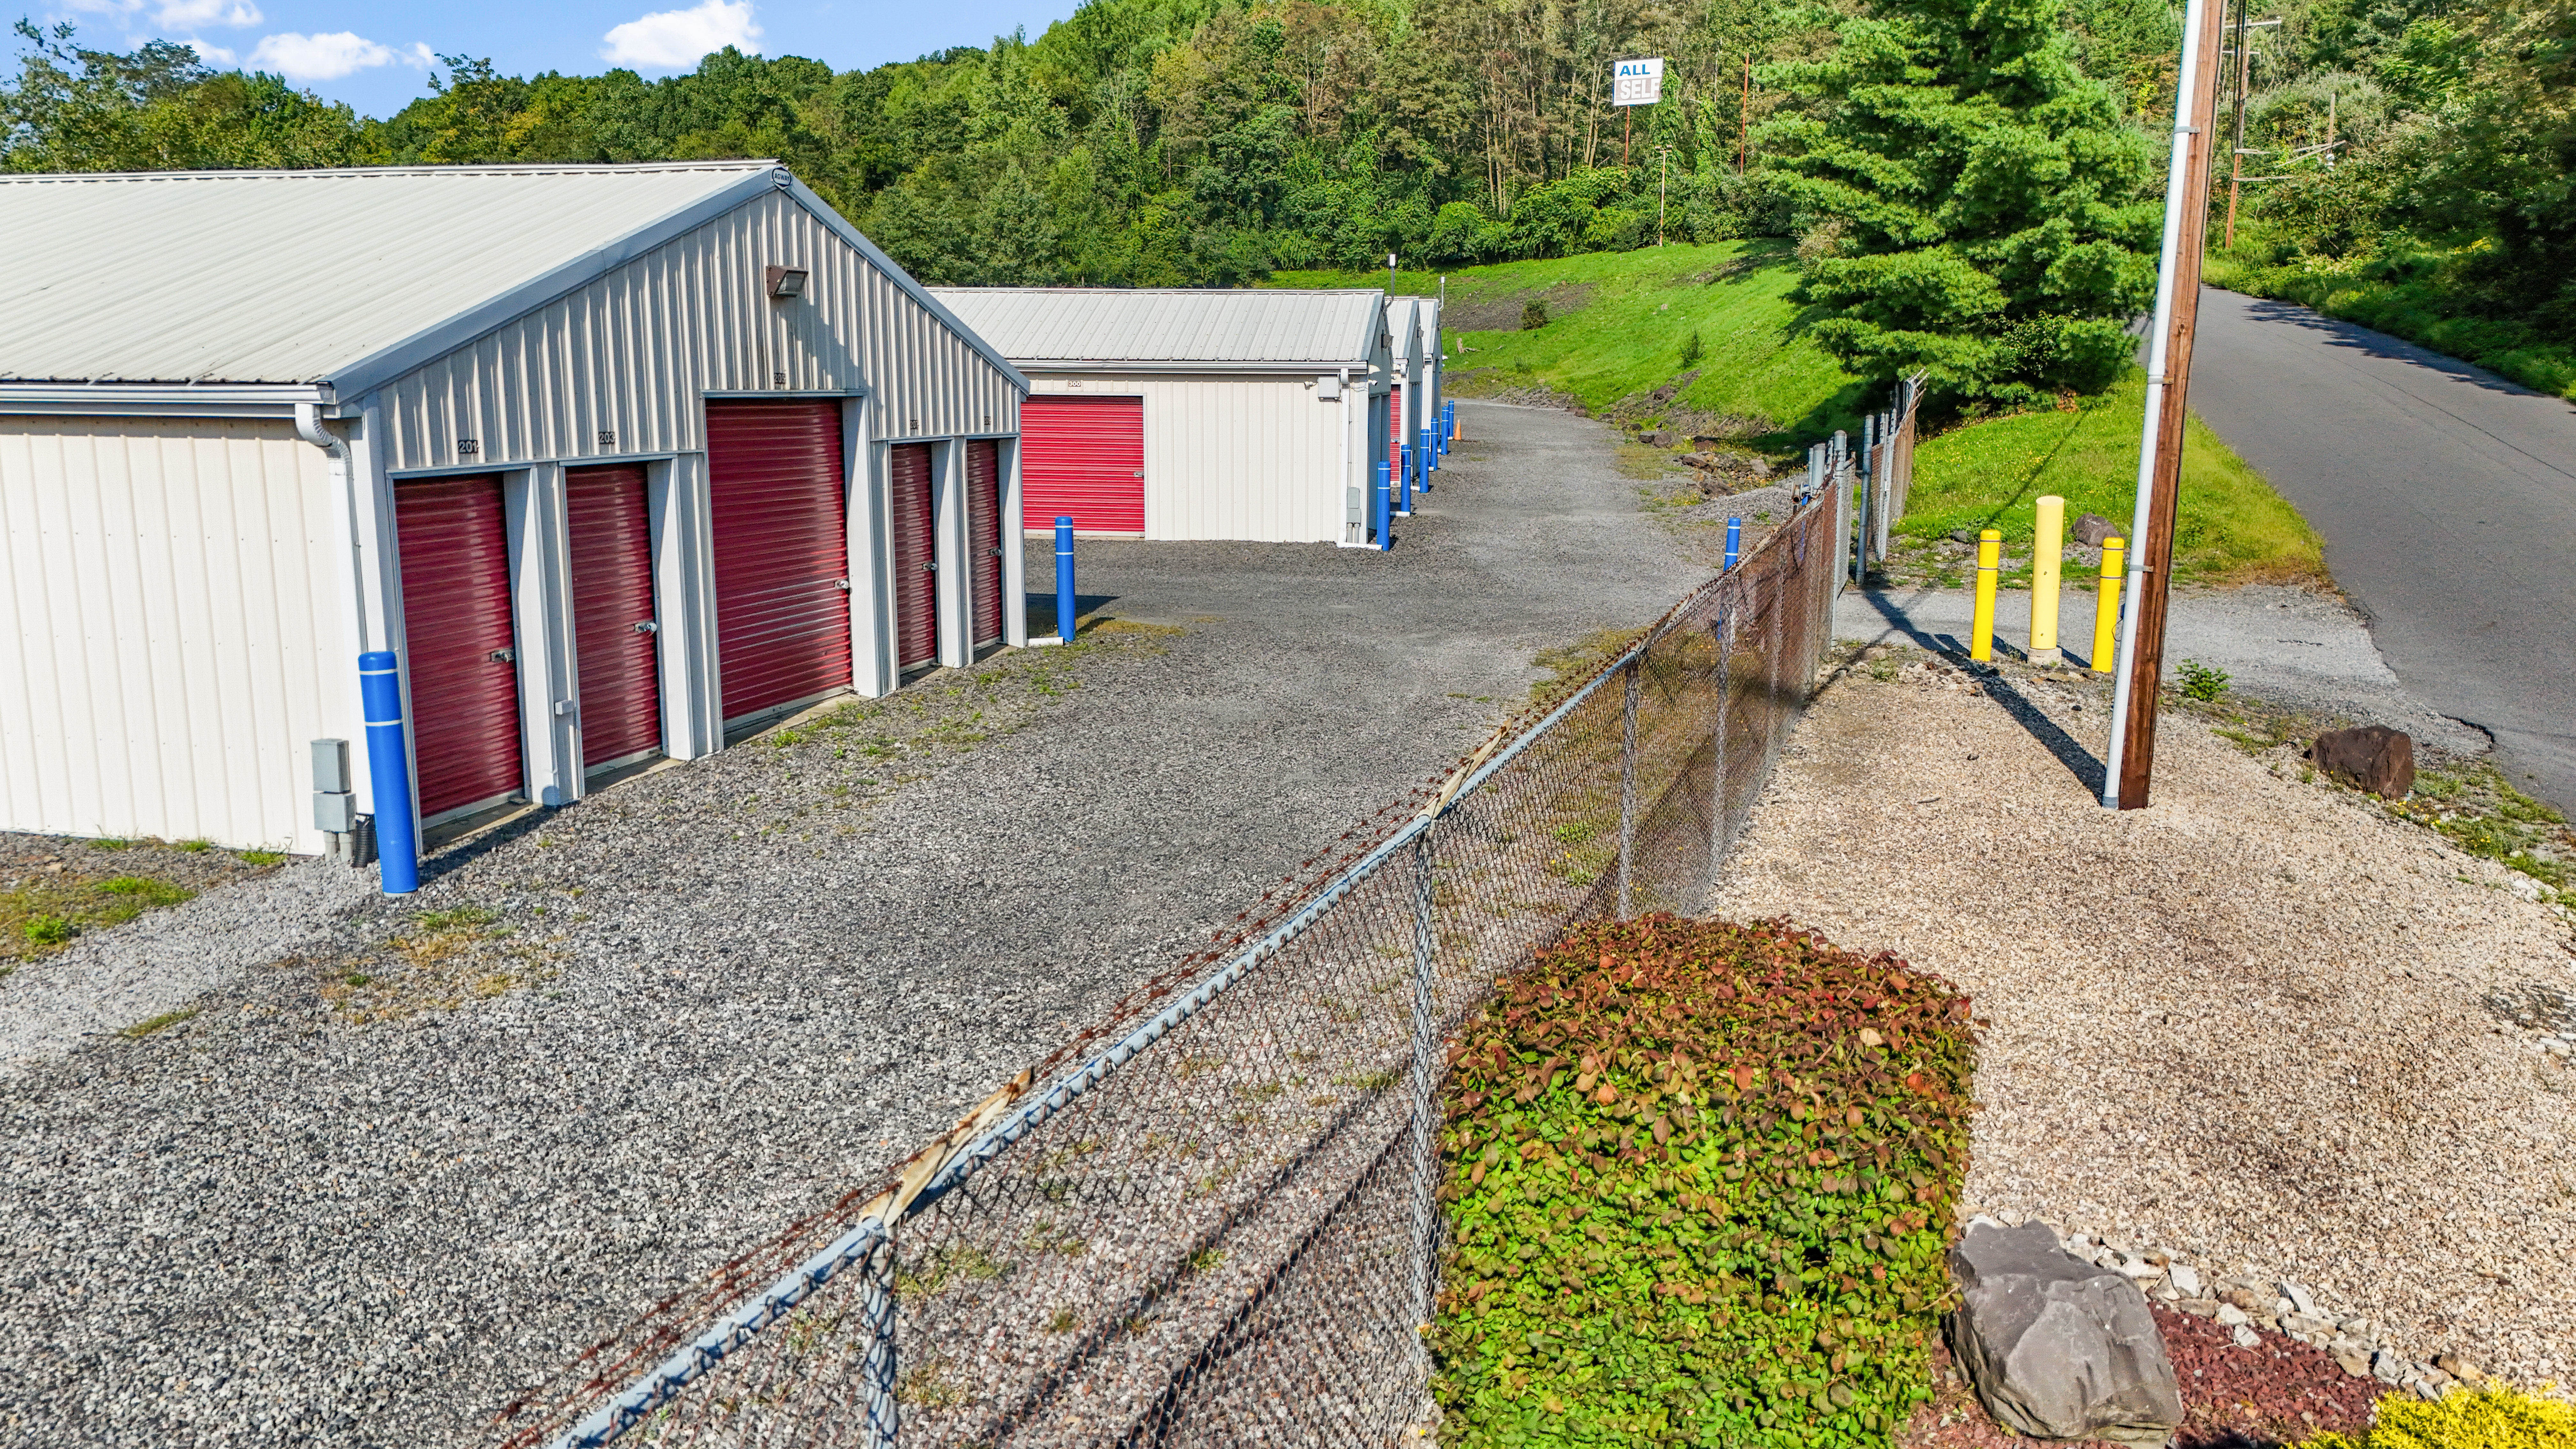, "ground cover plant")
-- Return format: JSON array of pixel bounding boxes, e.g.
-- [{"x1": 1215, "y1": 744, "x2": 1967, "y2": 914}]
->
[
  {"x1": 1271, "y1": 245, "x2": 1867, "y2": 447},
  {"x1": 2307, "y1": 1381, "x2": 2576, "y2": 1449},
  {"x1": 0, "y1": 833, "x2": 279, "y2": 966},
  {"x1": 1434, "y1": 915, "x2": 1977, "y2": 1447},
  {"x1": 1896, "y1": 373, "x2": 2325, "y2": 587}
]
